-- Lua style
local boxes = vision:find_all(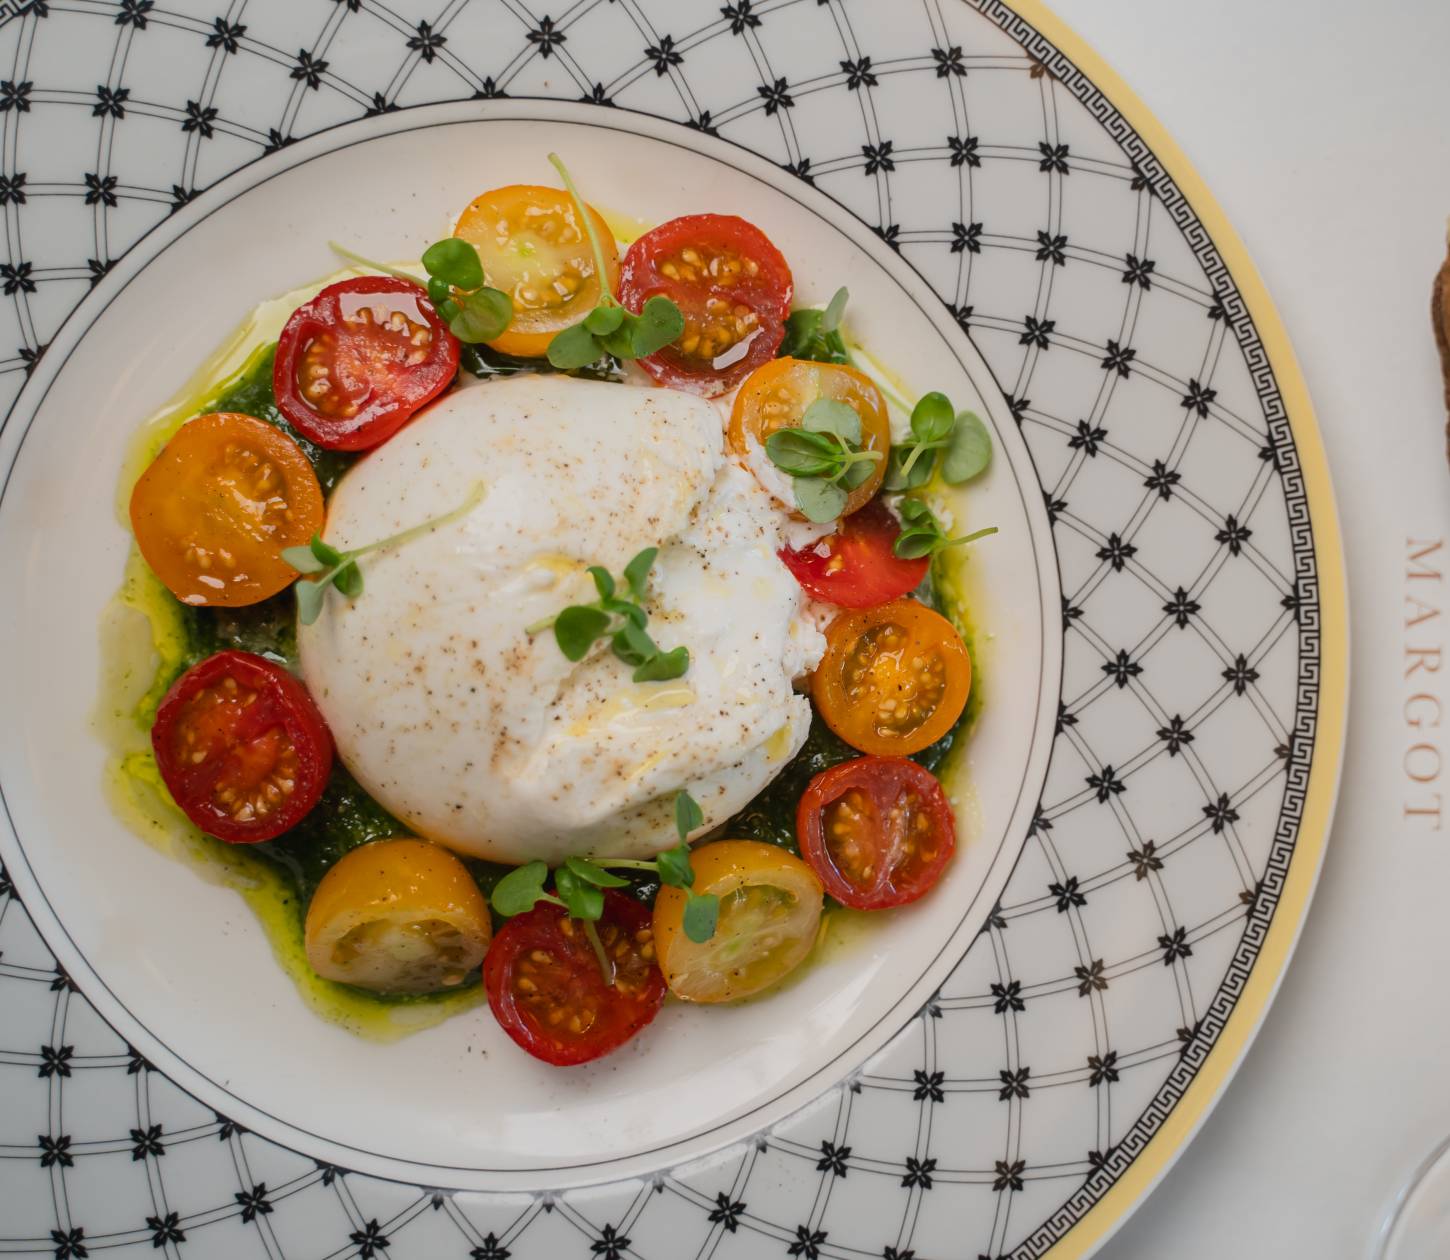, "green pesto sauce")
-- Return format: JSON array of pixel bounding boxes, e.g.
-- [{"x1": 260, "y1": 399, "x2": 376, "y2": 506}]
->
[{"x1": 107, "y1": 338, "x2": 984, "y2": 1037}]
